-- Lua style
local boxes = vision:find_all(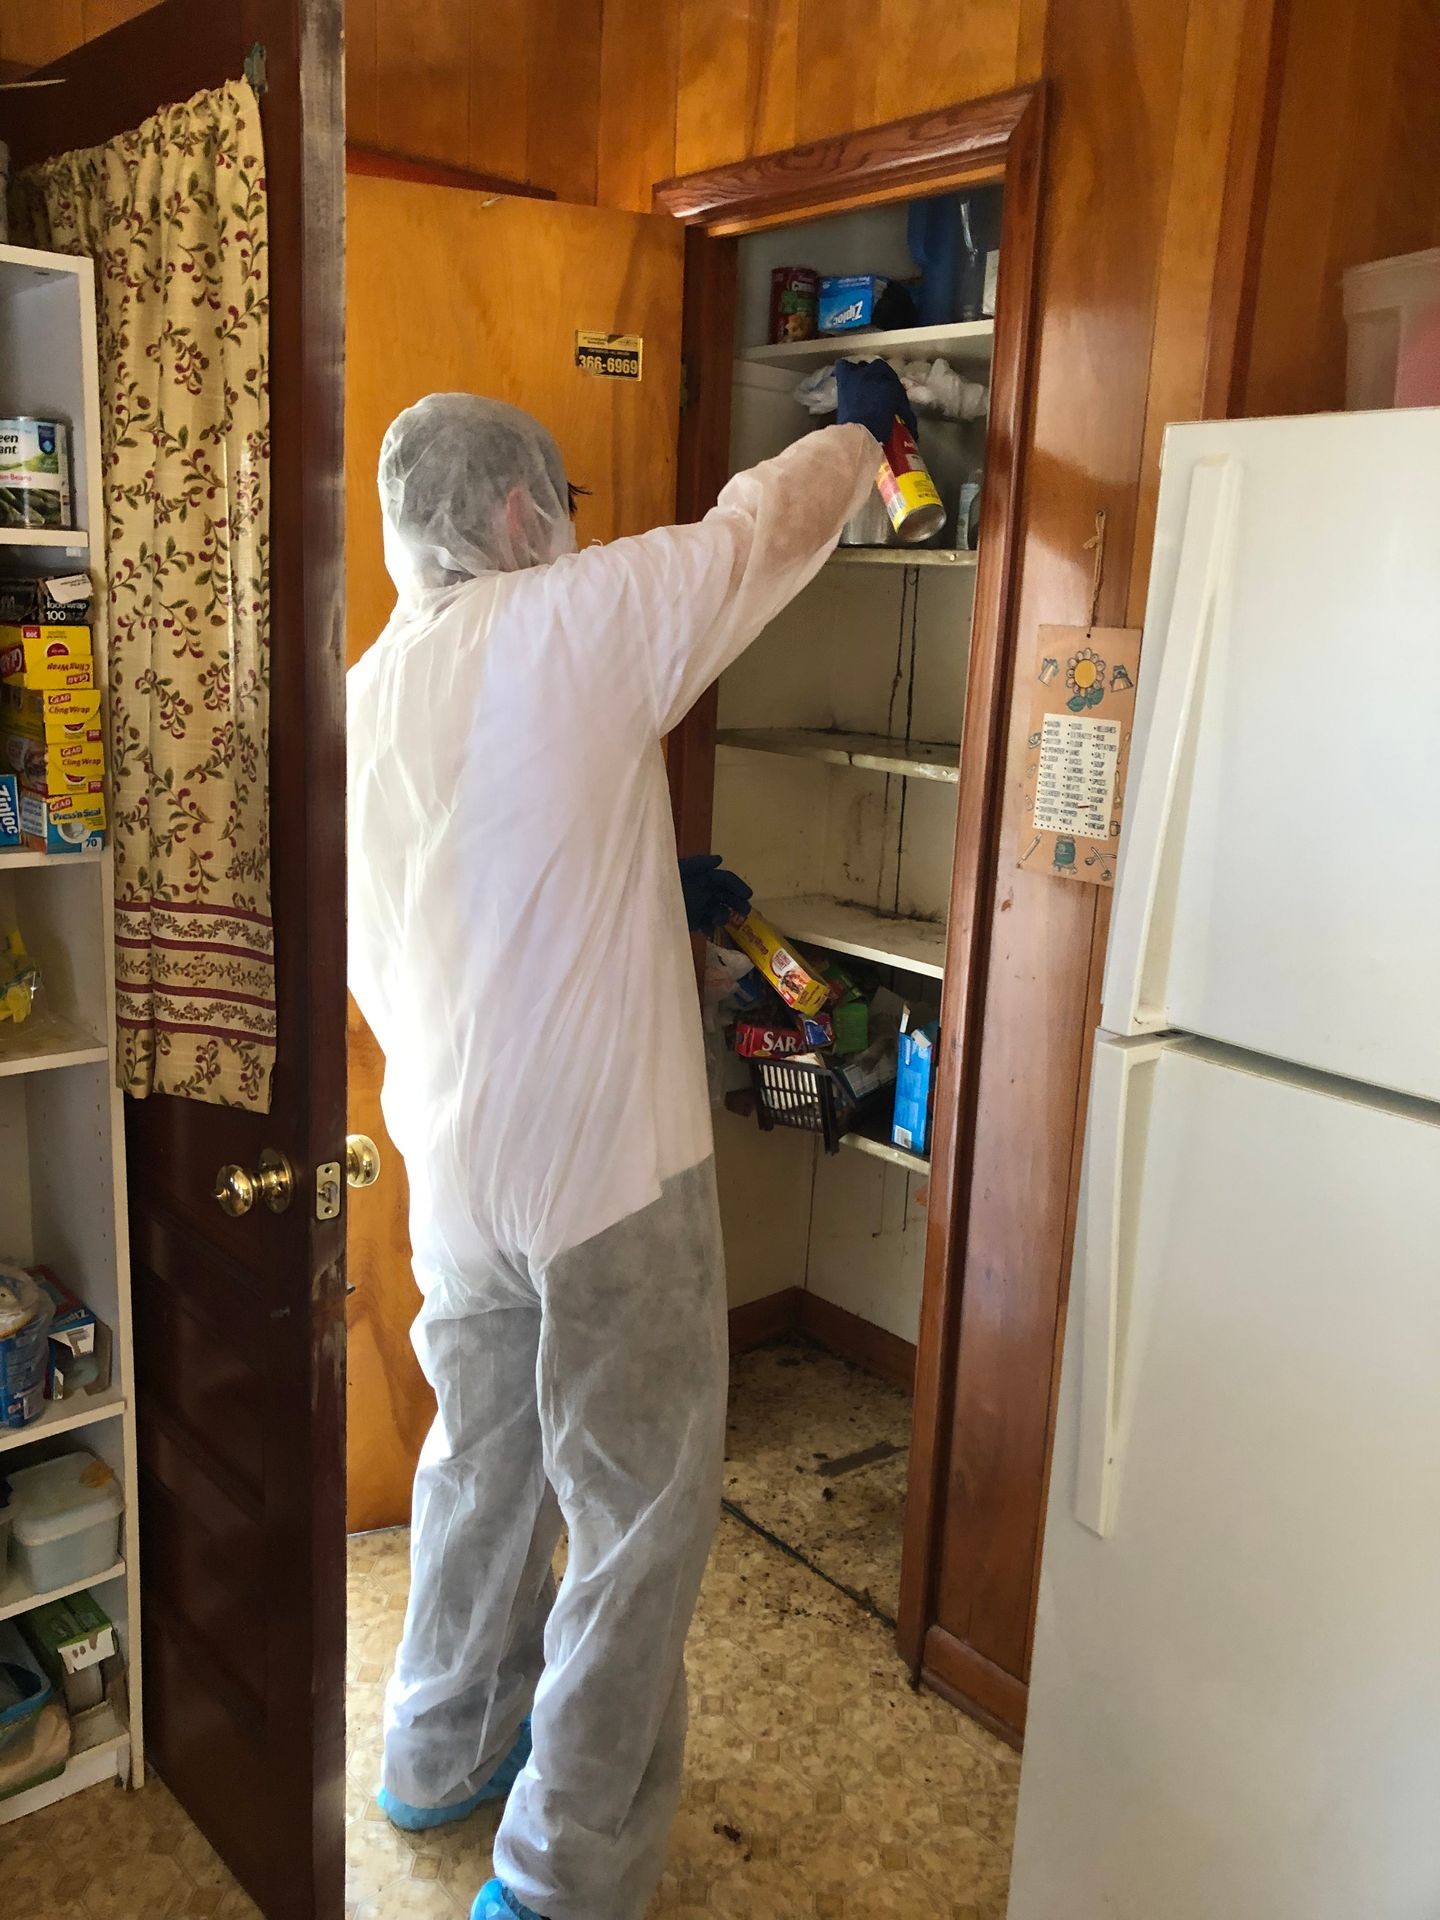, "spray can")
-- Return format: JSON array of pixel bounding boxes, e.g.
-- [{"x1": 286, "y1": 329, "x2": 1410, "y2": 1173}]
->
[{"x1": 874, "y1": 418, "x2": 947, "y2": 544}]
